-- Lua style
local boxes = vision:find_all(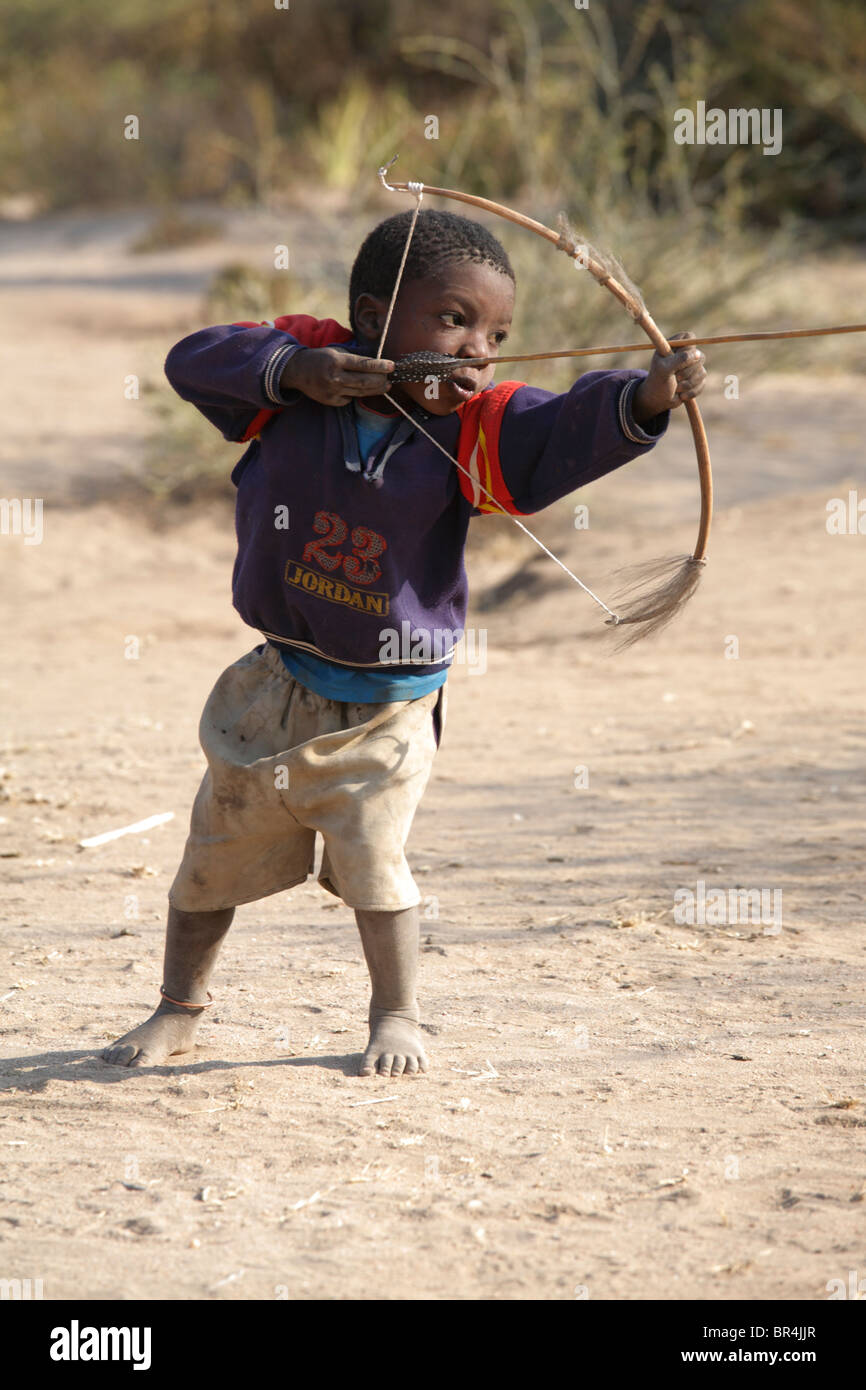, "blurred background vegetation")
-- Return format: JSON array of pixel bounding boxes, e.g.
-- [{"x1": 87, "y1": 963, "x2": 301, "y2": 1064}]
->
[
  {"x1": 4, "y1": 0, "x2": 863, "y2": 503},
  {"x1": 3, "y1": 0, "x2": 864, "y2": 228}
]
